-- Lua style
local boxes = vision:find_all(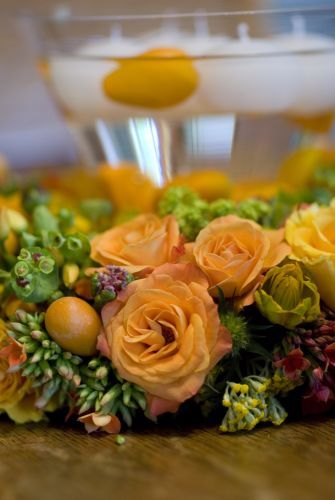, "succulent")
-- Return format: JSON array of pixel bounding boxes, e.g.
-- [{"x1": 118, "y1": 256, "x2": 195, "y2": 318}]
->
[
  {"x1": 76, "y1": 357, "x2": 146, "y2": 426},
  {"x1": 7, "y1": 309, "x2": 82, "y2": 408}
]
